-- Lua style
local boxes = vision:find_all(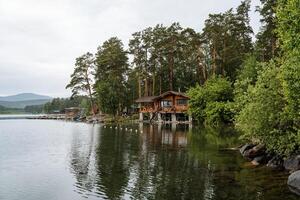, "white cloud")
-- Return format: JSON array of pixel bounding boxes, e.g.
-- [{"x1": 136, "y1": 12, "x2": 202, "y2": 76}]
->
[{"x1": 0, "y1": 0, "x2": 261, "y2": 97}]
